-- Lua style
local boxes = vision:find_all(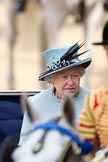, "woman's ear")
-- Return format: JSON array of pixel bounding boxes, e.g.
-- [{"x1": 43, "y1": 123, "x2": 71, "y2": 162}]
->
[
  {"x1": 48, "y1": 78, "x2": 53, "y2": 84},
  {"x1": 47, "y1": 75, "x2": 54, "y2": 84}
]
